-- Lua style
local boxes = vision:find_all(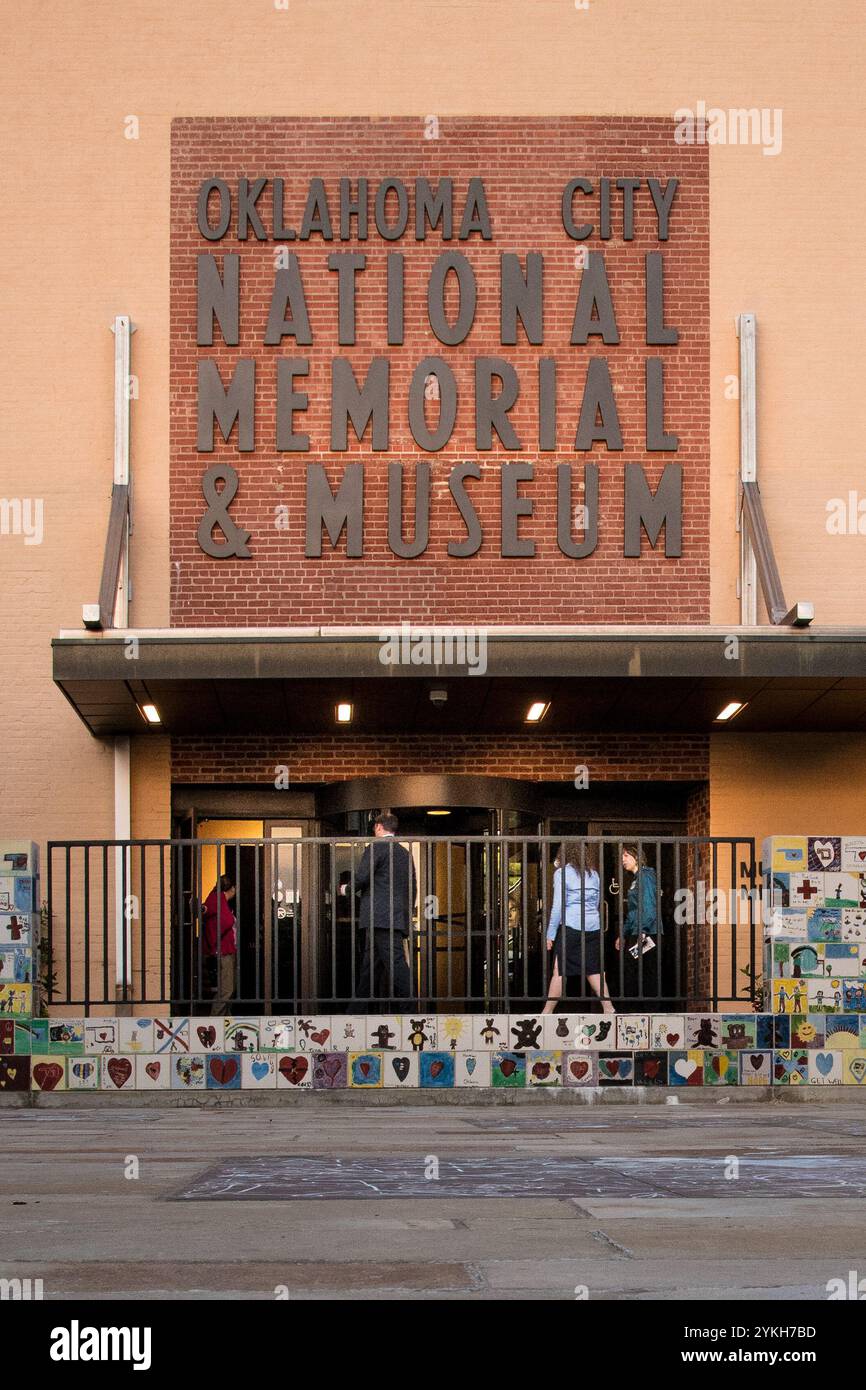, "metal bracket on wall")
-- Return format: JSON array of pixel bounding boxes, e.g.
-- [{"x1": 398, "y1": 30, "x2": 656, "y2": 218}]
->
[
  {"x1": 737, "y1": 313, "x2": 812, "y2": 627},
  {"x1": 82, "y1": 315, "x2": 135, "y2": 631}
]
